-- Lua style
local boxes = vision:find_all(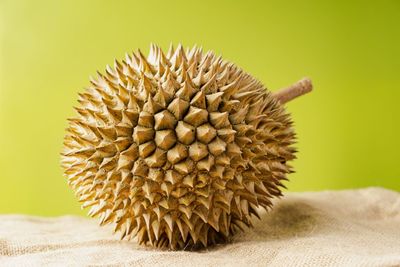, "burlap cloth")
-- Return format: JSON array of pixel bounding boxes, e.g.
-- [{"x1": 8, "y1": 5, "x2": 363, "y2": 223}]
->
[{"x1": 1, "y1": 187, "x2": 399, "y2": 267}]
